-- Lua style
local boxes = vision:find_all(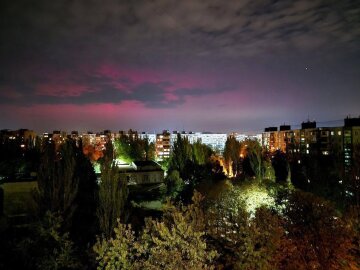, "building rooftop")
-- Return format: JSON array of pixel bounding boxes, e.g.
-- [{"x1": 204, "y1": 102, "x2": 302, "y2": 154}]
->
[{"x1": 133, "y1": 161, "x2": 163, "y2": 171}]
